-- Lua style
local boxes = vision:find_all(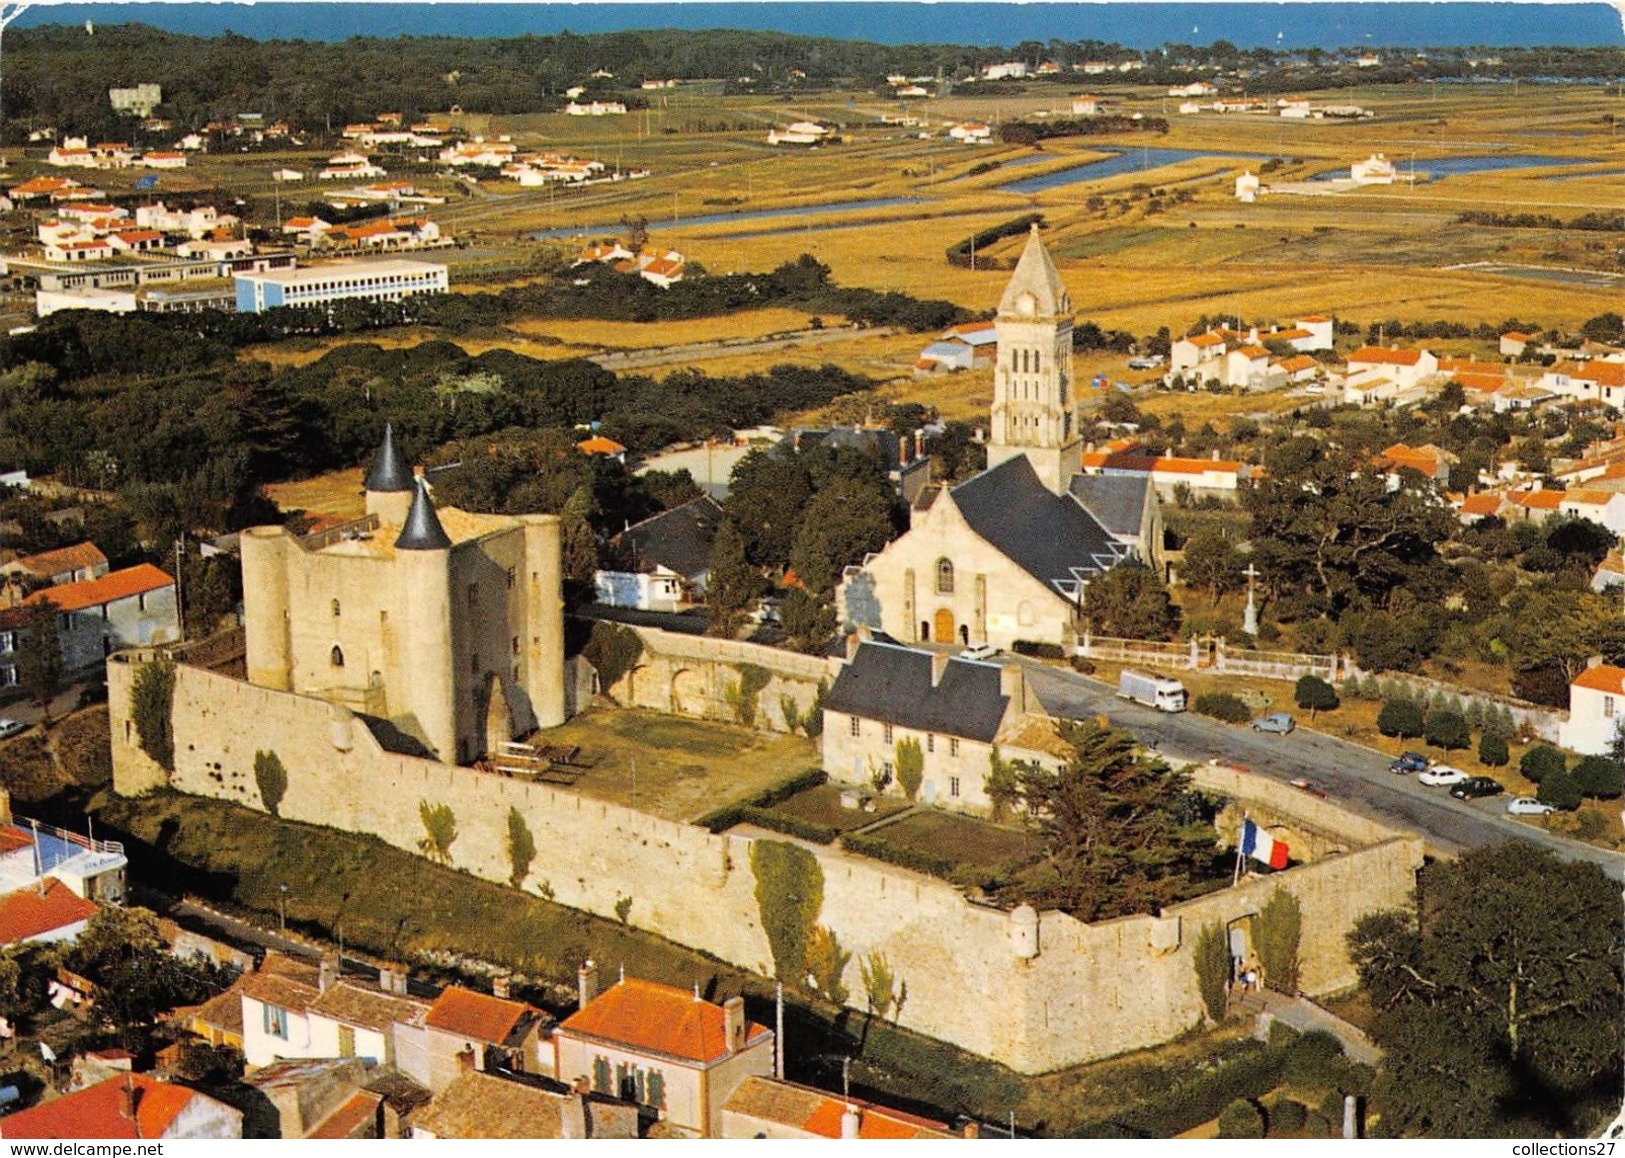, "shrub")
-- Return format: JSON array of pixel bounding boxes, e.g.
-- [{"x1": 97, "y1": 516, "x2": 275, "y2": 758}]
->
[
  {"x1": 253, "y1": 750, "x2": 287, "y2": 817},
  {"x1": 1483, "y1": 705, "x2": 1516, "y2": 740},
  {"x1": 613, "y1": 894, "x2": 632, "y2": 924},
  {"x1": 581, "y1": 621, "x2": 642, "y2": 693},
  {"x1": 1195, "y1": 692, "x2": 1251, "y2": 723},
  {"x1": 1255, "y1": 889, "x2": 1302, "y2": 995},
  {"x1": 1270, "y1": 1098, "x2": 1308, "y2": 1135},
  {"x1": 506, "y1": 806, "x2": 535, "y2": 888},
  {"x1": 751, "y1": 840, "x2": 824, "y2": 983},
  {"x1": 1519, "y1": 744, "x2": 1566, "y2": 784},
  {"x1": 1537, "y1": 766, "x2": 1583, "y2": 811},
  {"x1": 1012, "y1": 640, "x2": 1065, "y2": 660},
  {"x1": 1423, "y1": 709, "x2": 1470, "y2": 751},
  {"x1": 130, "y1": 657, "x2": 177, "y2": 772},
  {"x1": 1305, "y1": 1111, "x2": 1337, "y2": 1138},
  {"x1": 1293, "y1": 675, "x2": 1339, "y2": 717},
  {"x1": 1282, "y1": 1029, "x2": 1346, "y2": 1091},
  {"x1": 1217, "y1": 1099, "x2": 1266, "y2": 1138},
  {"x1": 779, "y1": 695, "x2": 800, "y2": 734},
  {"x1": 417, "y1": 801, "x2": 457, "y2": 864},
  {"x1": 1573, "y1": 755, "x2": 1623, "y2": 799},
  {"x1": 1194, "y1": 921, "x2": 1230, "y2": 1022},
  {"x1": 1101, "y1": 1044, "x2": 1286, "y2": 1138},
  {"x1": 1477, "y1": 733, "x2": 1509, "y2": 767},
  {"x1": 803, "y1": 679, "x2": 828, "y2": 738},
  {"x1": 806, "y1": 925, "x2": 851, "y2": 1005},
  {"x1": 1376, "y1": 699, "x2": 1423, "y2": 739},
  {"x1": 895, "y1": 737, "x2": 924, "y2": 800},
  {"x1": 859, "y1": 950, "x2": 903, "y2": 1020},
  {"x1": 839, "y1": 831, "x2": 957, "y2": 879}
]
